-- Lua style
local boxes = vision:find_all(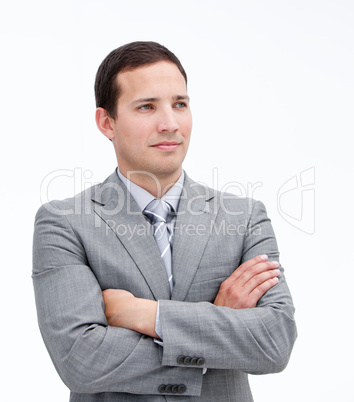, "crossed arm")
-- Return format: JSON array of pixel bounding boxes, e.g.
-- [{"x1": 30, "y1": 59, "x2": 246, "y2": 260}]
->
[
  {"x1": 103, "y1": 254, "x2": 281, "y2": 338},
  {"x1": 33, "y1": 198, "x2": 296, "y2": 394}
]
